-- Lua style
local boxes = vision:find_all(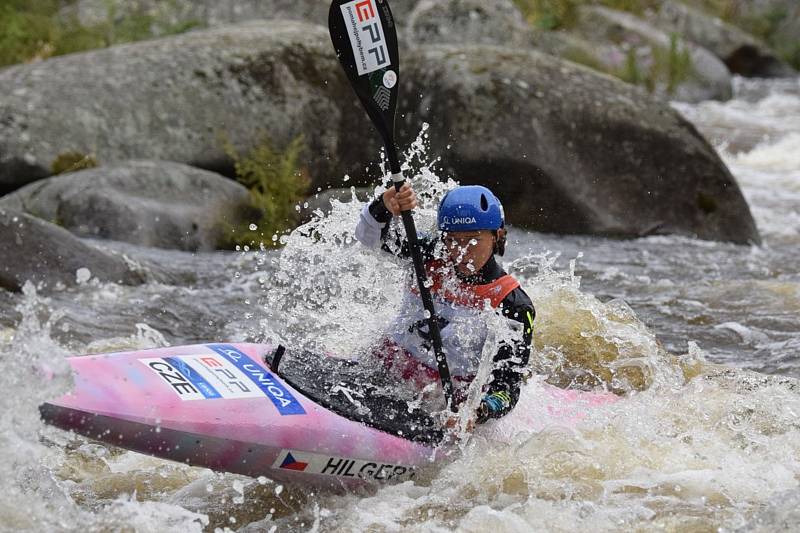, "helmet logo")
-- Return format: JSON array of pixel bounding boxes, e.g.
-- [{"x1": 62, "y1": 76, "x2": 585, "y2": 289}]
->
[{"x1": 442, "y1": 216, "x2": 477, "y2": 225}]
